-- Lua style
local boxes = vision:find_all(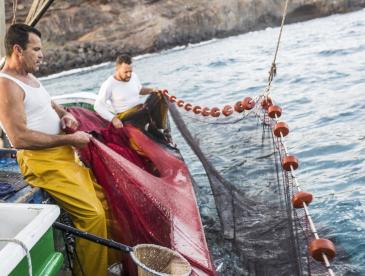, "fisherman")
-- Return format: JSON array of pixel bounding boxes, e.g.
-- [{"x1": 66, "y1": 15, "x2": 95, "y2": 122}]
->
[
  {"x1": 94, "y1": 54, "x2": 173, "y2": 146},
  {"x1": 0, "y1": 24, "x2": 108, "y2": 276}
]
